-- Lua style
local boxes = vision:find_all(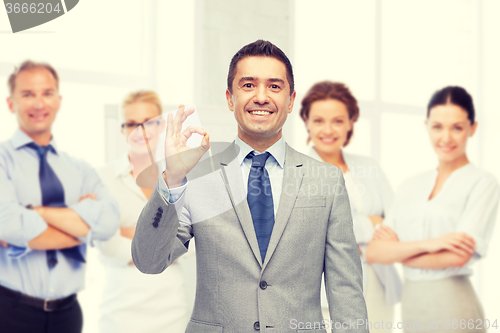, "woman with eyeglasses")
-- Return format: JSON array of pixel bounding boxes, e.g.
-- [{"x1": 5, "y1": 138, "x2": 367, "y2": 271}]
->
[
  {"x1": 366, "y1": 86, "x2": 500, "y2": 333},
  {"x1": 300, "y1": 81, "x2": 401, "y2": 331},
  {"x1": 96, "y1": 91, "x2": 189, "y2": 333}
]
